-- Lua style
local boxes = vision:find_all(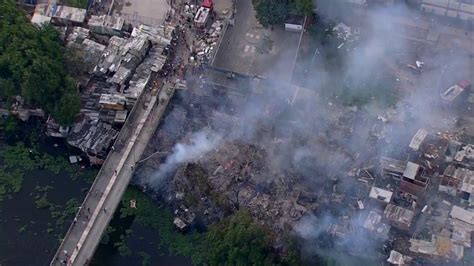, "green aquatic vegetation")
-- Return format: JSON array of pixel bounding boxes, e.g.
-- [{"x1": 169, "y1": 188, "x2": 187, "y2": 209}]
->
[
  {"x1": 53, "y1": 198, "x2": 79, "y2": 226},
  {"x1": 120, "y1": 188, "x2": 205, "y2": 264},
  {"x1": 35, "y1": 193, "x2": 53, "y2": 209},
  {"x1": 18, "y1": 225, "x2": 27, "y2": 233},
  {"x1": 0, "y1": 168, "x2": 23, "y2": 201},
  {"x1": 138, "y1": 251, "x2": 151, "y2": 266},
  {"x1": 35, "y1": 185, "x2": 54, "y2": 193},
  {"x1": 101, "y1": 226, "x2": 117, "y2": 245},
  {"x1": 0, "y1": 142, "x2": 98, "y2": 201},
  {"x1": 120, "y1": 188, "x2": 302, "y2": 265},
  {"x1": 115, "y1": 235, "x2": 132, "y2": 257},
  {"x1": 1, "y1": 143, "x2": 37, "y2": 170}
]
